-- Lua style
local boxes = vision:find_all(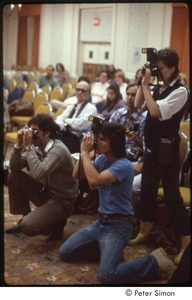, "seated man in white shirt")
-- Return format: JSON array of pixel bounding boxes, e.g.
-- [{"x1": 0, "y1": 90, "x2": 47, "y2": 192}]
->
[
  {"x1": 91, "y1": 70, "x2": 110, "y2": 113},
  {"x1": 55, "y1": 80, "x2": 97, "y2": 153}
]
